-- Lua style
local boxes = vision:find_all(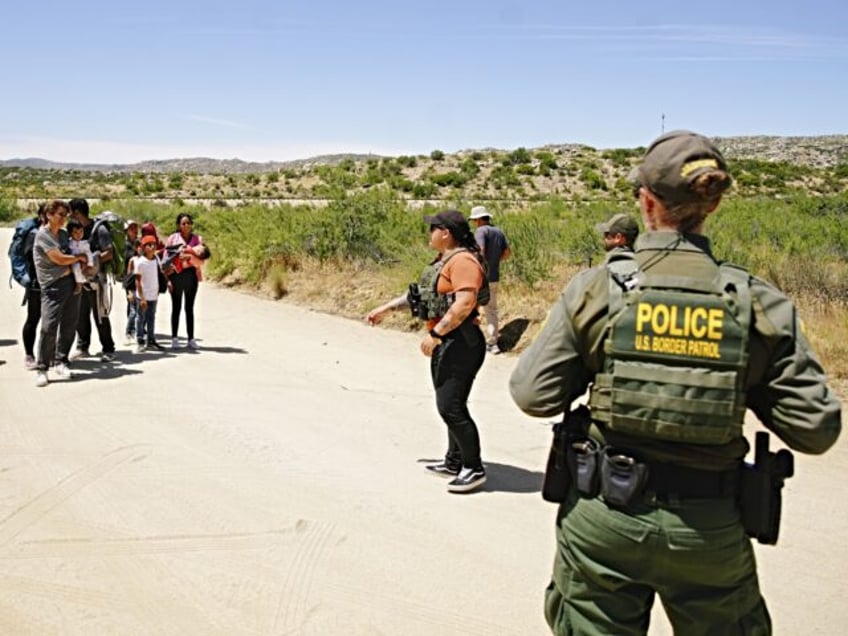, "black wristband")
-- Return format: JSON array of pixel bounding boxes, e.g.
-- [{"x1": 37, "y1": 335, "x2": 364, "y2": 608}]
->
[{"x1": 429, "y1": 328, "x2": 442, "y2": 339}]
